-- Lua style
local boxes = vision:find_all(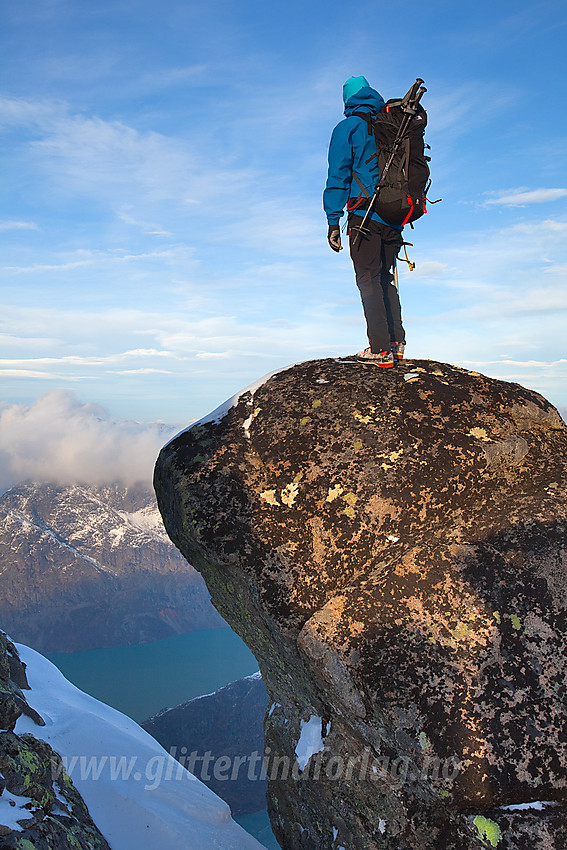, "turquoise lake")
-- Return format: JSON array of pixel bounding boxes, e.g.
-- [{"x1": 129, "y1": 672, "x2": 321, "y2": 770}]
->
[
  {"x1": 235, "y1": 810, "x2": 280, "y2": 850},
  {"x1": 47, "y1": 627, "x2": 259, "y2": 723},
  {"x1": 47, "y1": 626, "x2": 281, "y2": 847}
]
